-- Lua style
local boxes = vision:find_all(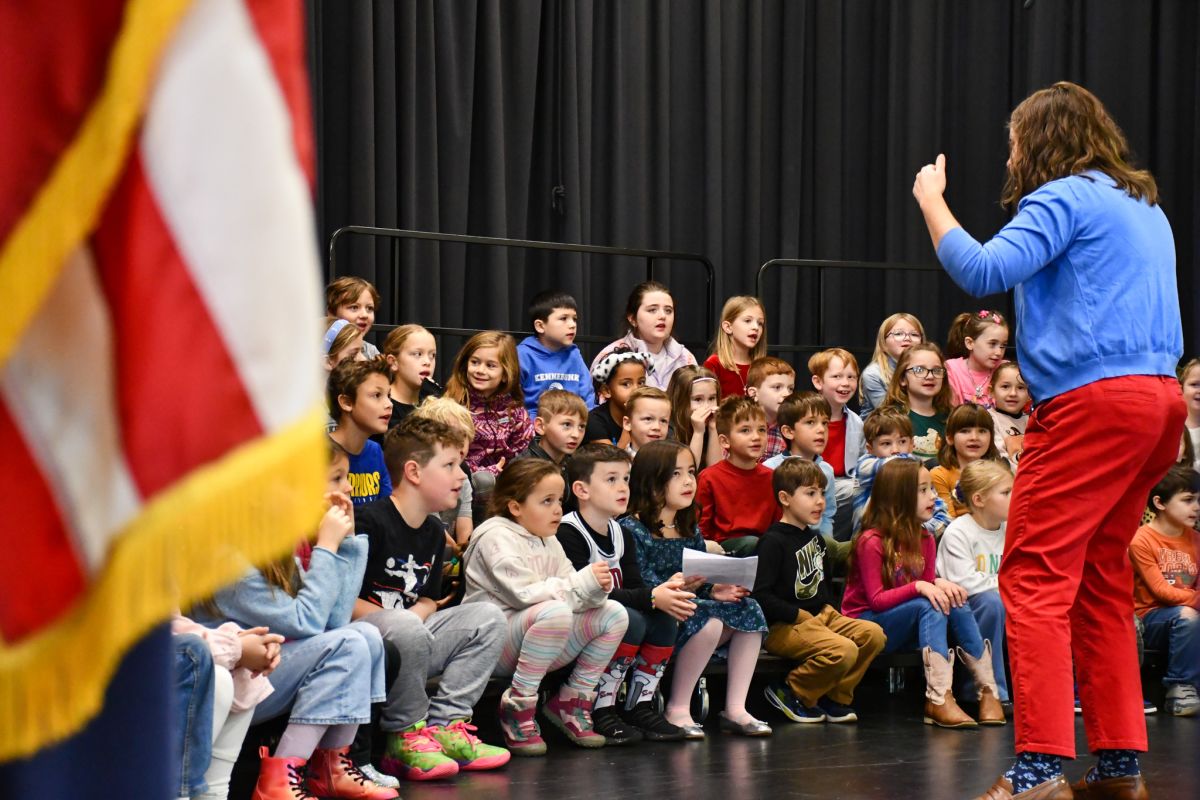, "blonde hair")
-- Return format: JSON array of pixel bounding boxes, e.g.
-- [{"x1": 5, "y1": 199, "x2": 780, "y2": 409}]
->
[
  {"x1": 411, "y1": 396, "x2": 475, "y2": 439},
  {"x1": 324, "y1": 317, "x2": 363, "y2": 362},
  {"x1": 1179, "y1": 358, "x2": 1200, "y2": 386},
  {"x1": 711, "y1": 296, "x2": 767, "y2": 370},
  {"x1": 382, "y1": 324, "x2": 433, "y2": 358},
  {"x1": 863, "y1": 313, "x2": 926, "y2": 404},
  {"x1": 626, "y1": 386, "x2": 671, "y2": 417},
  {"x1": 958, "y1": 460, "x2": 1013, "y2": 511},
  {"x1": 537, "y1": 389, "x2": 588, "y2": 422}
]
